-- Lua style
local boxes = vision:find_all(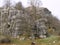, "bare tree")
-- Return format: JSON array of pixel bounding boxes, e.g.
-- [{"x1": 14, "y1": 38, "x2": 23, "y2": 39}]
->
[
  {"x1": 29, "y1": 0, "x2": 42, "y2": 7},
  {"x1": 27, "y1": 0, "x2": 42, "y2": 40},
  {"x1": 28, "y1": 0, "x2": 42, "y2": 20},
  {"x1": 3, "y1": 0, "x2": 12, "y2": 8}
]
